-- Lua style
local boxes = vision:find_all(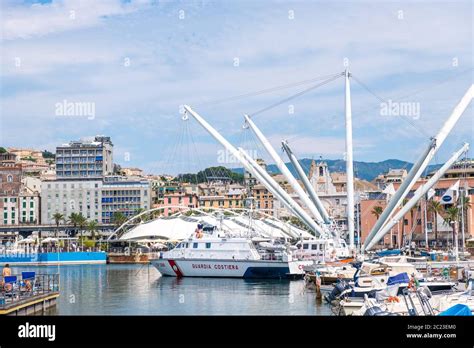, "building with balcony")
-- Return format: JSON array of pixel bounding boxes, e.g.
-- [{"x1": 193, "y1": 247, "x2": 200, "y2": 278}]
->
[
  {"x1": 55, "y1": 136, "x2": 113, "y2": 179},
  {"x1": 101, "y1": 176, "x2": 151, "y2": 223}
]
